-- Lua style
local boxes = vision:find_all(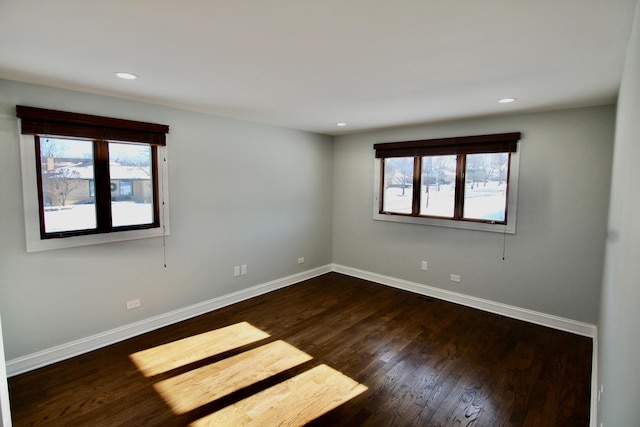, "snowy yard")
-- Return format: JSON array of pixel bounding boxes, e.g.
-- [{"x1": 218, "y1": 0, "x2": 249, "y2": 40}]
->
[
  {"x1": 43, "y1": 202, "x2": 154, "y2": 232},
  {"x1": 384, "y1": 181, "x2": 507, "y2": 221}
]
